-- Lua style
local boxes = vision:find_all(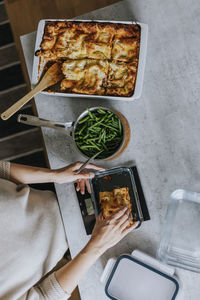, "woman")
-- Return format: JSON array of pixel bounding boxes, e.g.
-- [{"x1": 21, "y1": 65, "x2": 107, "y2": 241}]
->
[{"x1": 0, "y1": 160, "x2": 137, "y2": 300}]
